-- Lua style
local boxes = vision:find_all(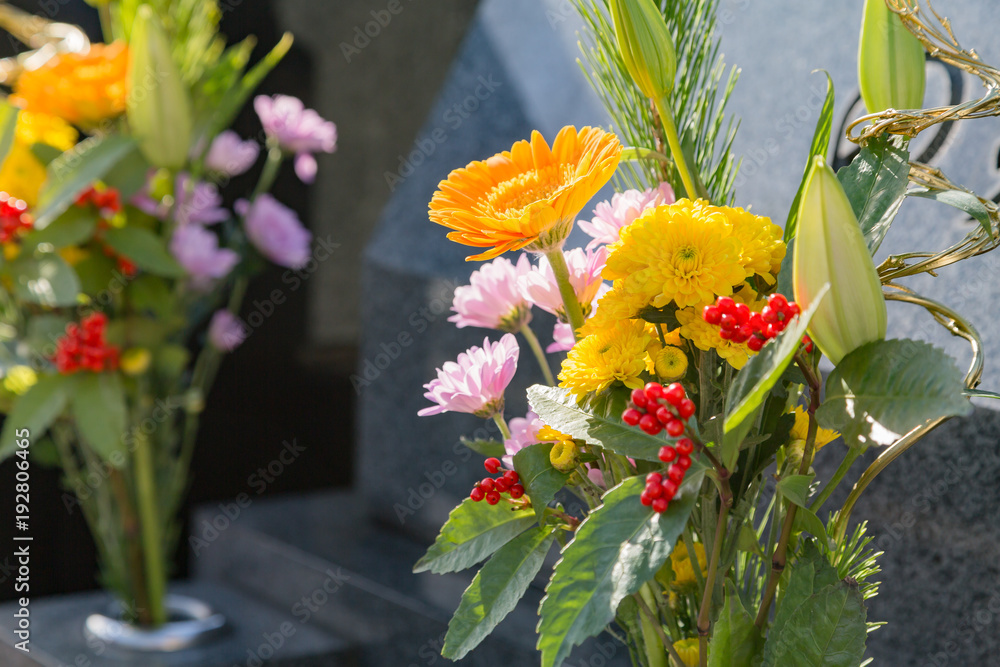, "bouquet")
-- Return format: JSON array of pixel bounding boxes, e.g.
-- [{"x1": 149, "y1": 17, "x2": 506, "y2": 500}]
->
[
  {"x1": 416, "y1": 0, "x2": 998, "y2": 665},
  {"x1": 0, "y1": 1, "x2": 334, "y2": 629}
]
